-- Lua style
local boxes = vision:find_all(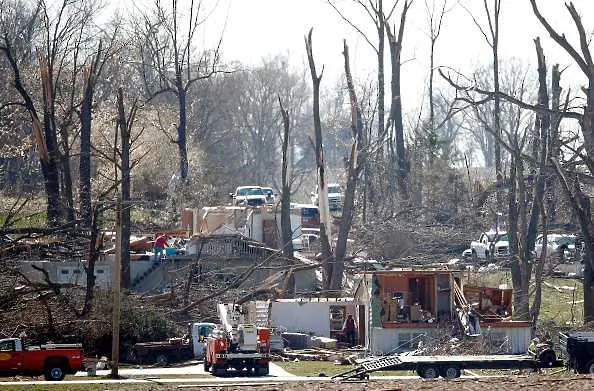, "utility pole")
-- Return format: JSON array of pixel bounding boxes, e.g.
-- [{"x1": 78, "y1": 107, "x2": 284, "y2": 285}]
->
[{"x1": 110, "y1": 195, "x2": 122, "y2": 378}]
